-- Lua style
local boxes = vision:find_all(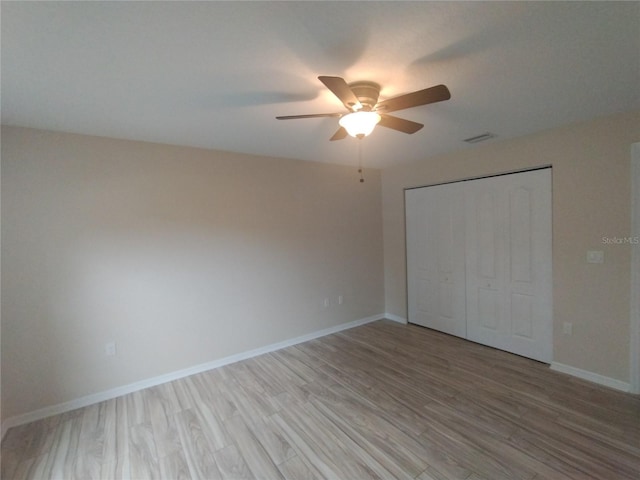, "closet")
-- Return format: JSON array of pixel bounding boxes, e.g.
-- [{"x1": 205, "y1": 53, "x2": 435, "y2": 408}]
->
[{"x1": 405, "y1": 168, "x2": 552, "y2": 363}]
